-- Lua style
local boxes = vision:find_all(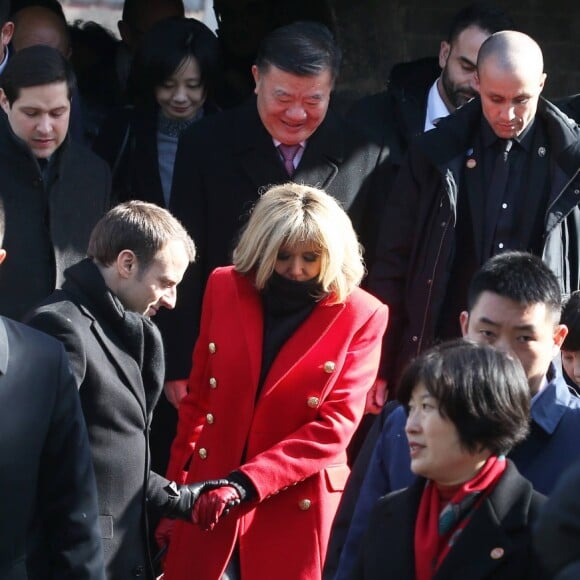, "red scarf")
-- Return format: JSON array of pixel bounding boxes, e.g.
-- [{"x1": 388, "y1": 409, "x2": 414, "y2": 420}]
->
[{"x1": 414, "y1": 455, "x2": 506, "y2": 580}]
